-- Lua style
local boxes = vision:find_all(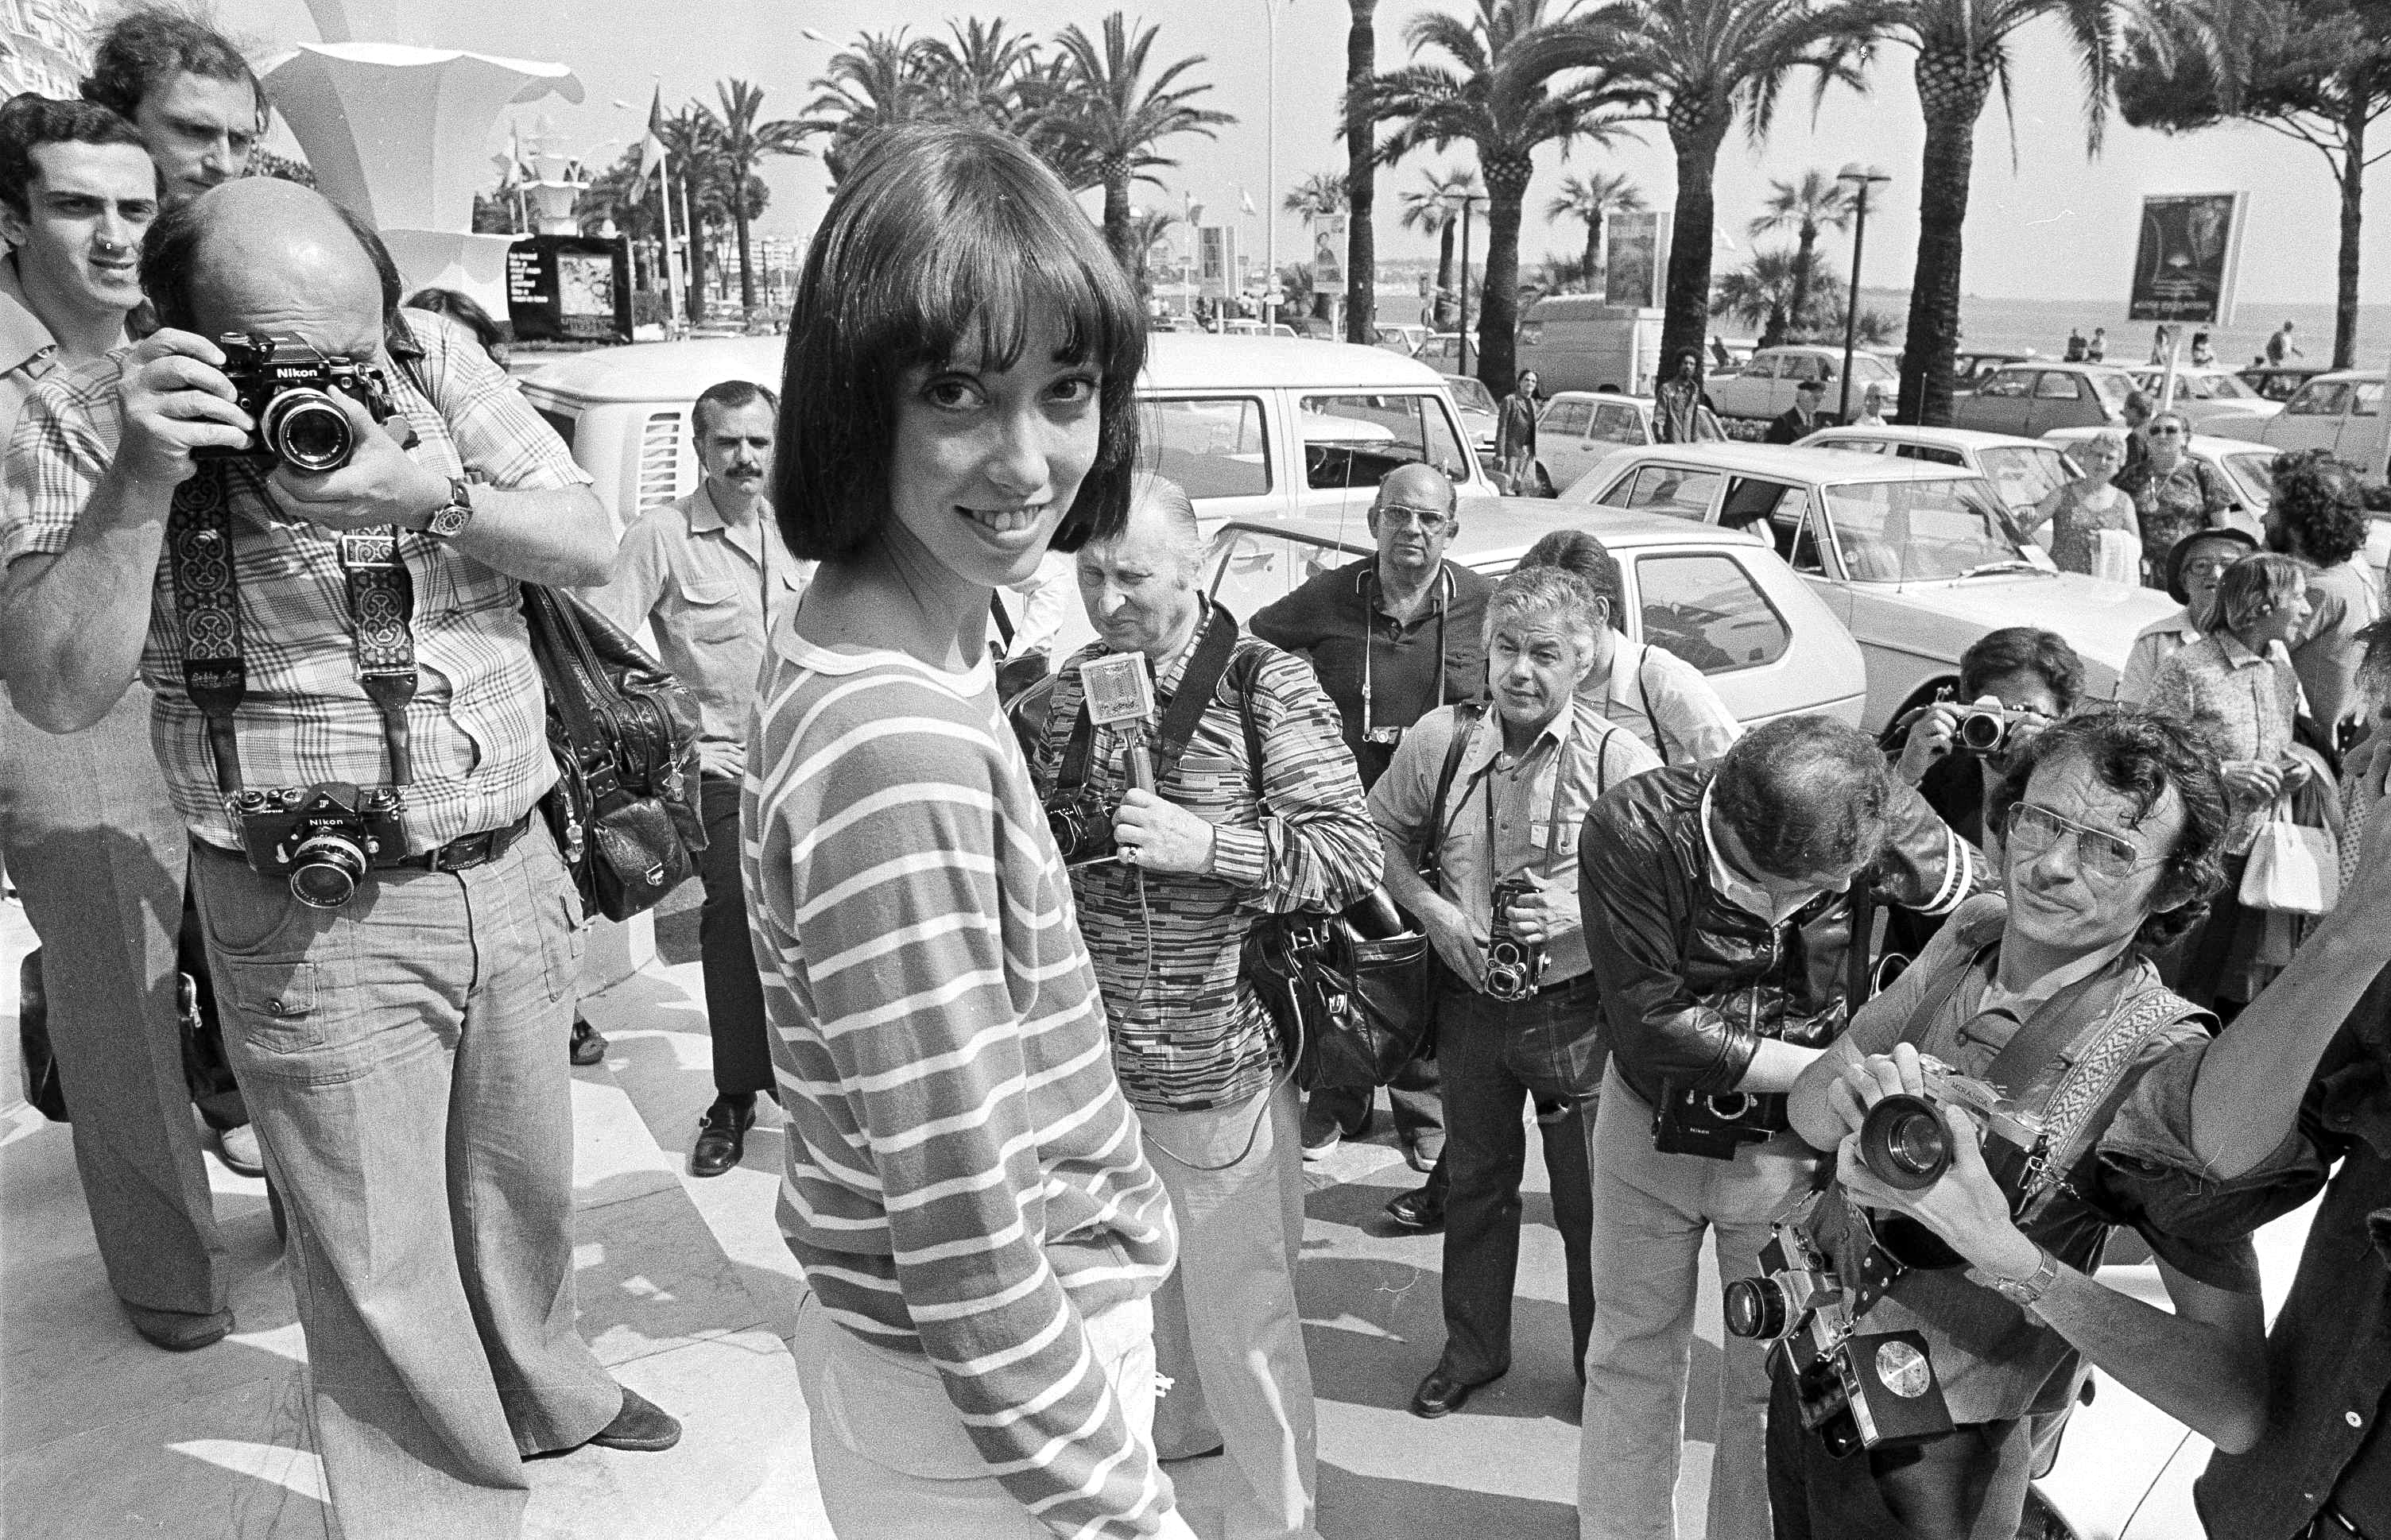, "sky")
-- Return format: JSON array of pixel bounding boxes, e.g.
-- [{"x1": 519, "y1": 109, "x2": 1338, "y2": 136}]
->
[{"x1": 221, "y1": 0, "x2": 2389, "y2": 309}]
